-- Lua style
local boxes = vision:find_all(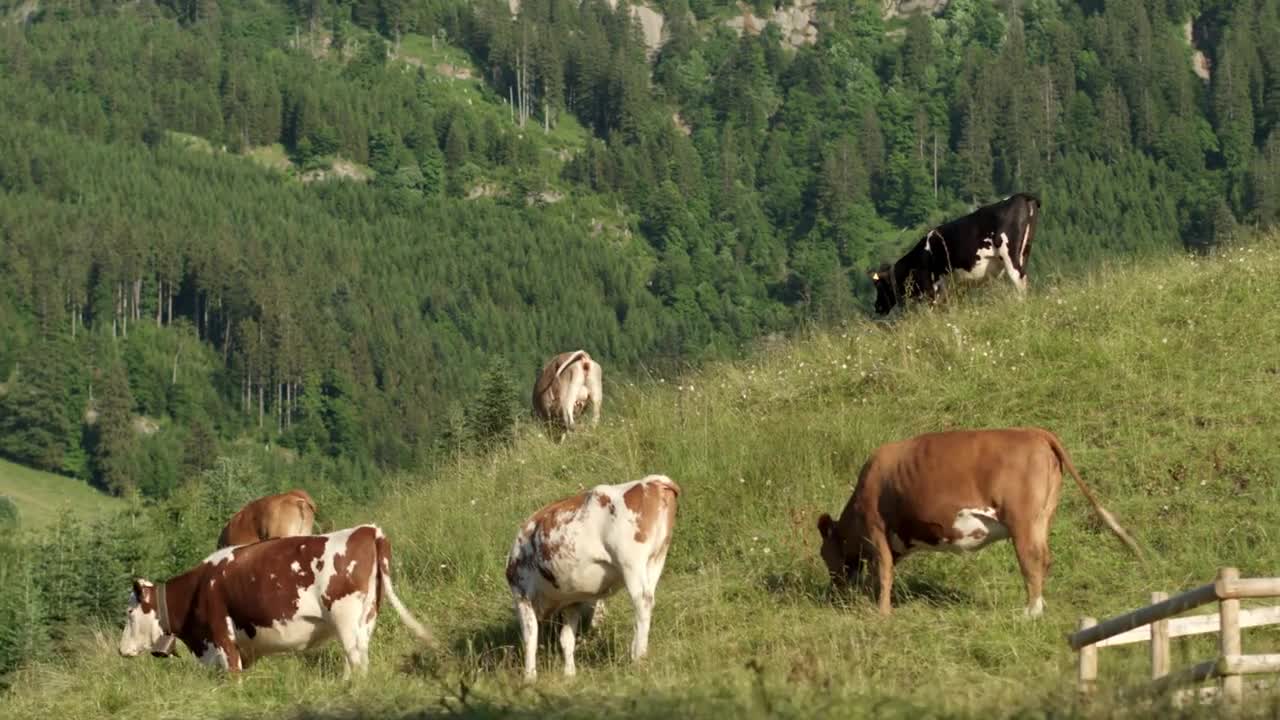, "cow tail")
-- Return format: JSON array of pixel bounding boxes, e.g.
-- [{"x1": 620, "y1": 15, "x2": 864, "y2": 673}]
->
[
  {"x1": 375, "y1": 532, "x2": 436, "y2": 647},
  {"x1": 1042, "y1": 431, "x2": 1146, "y2": 563},
  {"x1": 294, "y1": 491, "x2": 317, "y2": 533}
]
